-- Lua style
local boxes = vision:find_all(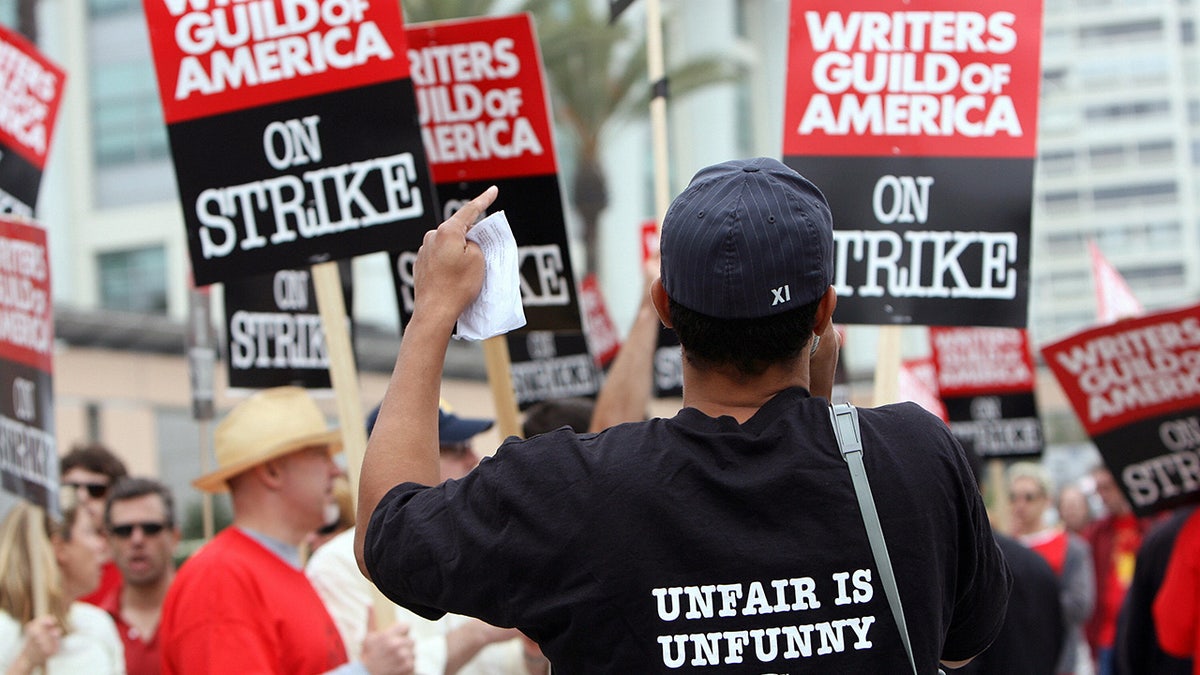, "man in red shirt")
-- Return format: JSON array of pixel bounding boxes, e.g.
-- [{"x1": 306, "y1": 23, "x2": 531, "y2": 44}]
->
[
  {"x1": 100, "y1": 477, "x2": 180, "y2": 675},
  {"x1": 159, "y1": 386, "x2": 415, "y2": 675}
]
